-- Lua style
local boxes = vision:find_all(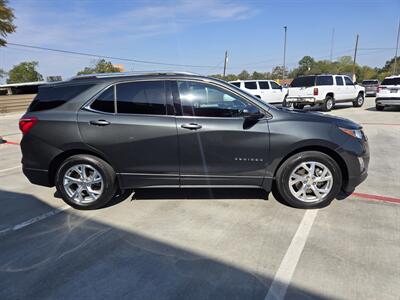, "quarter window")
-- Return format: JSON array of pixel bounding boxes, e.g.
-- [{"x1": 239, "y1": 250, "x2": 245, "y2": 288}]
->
[
  {"x1": 258, "y1": 81, "x2": 270, "y2": 89},
  {"x1": 230, "y1": 82, "x2": 241, "y2": 88},
  {"x1": 116, "y1": 81, "x2": 166, "y2": 115},
  {"x1": 90, "y1": 86, "x2": 115, "y2": 113},
  {"x1": 335, "y1": 76, "x2": 344, "y2": 86},
  {"x1": 316, "y1": 76, "x2": 333, "y2": 86},
  {"x1": 177, "y1": 81, "x2": 249, "y2": 118},
  {"x1": 244, "y1": 81, "x2": 258, "y2": 90},
  {"x1": 270, "y1": 81, "x2": 282, "y2": 89}
]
